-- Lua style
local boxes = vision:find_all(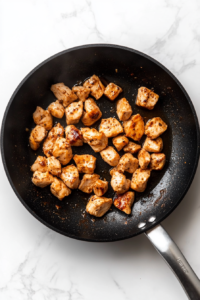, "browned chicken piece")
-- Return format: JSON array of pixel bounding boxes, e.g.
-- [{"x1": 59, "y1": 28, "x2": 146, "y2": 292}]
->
[
  {"x1": 143, "y1": 137, "x2": 163, "y2": 153},
  {"x1": 31, "y1": 156, "x2": 48, "y2": 172},
  {"x1": 93, "y1": 179, "x2": 108, "y2": 197},
  {"x1": 79, "y1": 174, "x2": 100, "y2": 193},
  {"x1": 111, "y1": 171, "x2": 131, "y2": 194},
  {"x1": 47, "y1": 156, "x2": 62, "y2": 176},
  {"x1": 83, "y1": 75, "x2": 105, "y2": 100},
  {"x1": 109, "y1": 167, "x2": 119, "y2": 176},
  {"x1": 123, "y1": 141, "x2": 141, "y2": 154},
  {"x1": 117, "y1": 153, "x2": 139, "y2": 173},
  {"x1": 150, "y1": 153, "x2": 166, "y2": 170},
  {"x1": 43, "y1": 123, "x2": 65, "y2": 157},
  {"x1": 73, "y1": 154, "x2": 96, "y2": 174},
  {"x1": 48, "y1": 123, "x2": 65, "y2": 138},
  {"x1": 52, "y1": 137, "x2": 73, "y2": 165},
  {"x1": 81, "y1": 128, "x2": 108, "y2": 152},
  {"x1": 86, "y1": 195, "x2": 112, "y2": 217},
  {"x1": 65, "y1": 125, "x2": 83, "y2": 146},
  {"x1": 114, "y1": 191, "x2": 135, "y2": 215},
  {"x1": 29, "y1": 125, "x2": 47, "y2": 150},
  {"x1": 59, "y1": 164, "x2": 80, "y2": 189},
  {"x1": 138, "y1": 149, "x2": 151, "y2": 169},
  {"x1": 50, "y1": 177, "x2": 71, "y2": 200},
  {"x1": 100, "y1": 146, "x2": 120, "y2": 167},
  {"x1": 51, "y1": 83, "x2": 78, "y2": 107},
  {"x1": 32, "y1": 171, "x2": 54, "y2": 188},
  {"x1": 112, "y1": 135, "x2": 129, "y2": 151},
  {"x1": 123, "y1": 114, "x2": 144, "y2": 141},
  {"x1": 104, "y1": 83, "x2": 123, "y2": 101},
  {"x1": 136, "y1": 87, "x2": 159, "y2": 110},
  {"x1": 131, "y1": 168, "x2": 151, "y2": 192},
  {"x1": 145, "y1": 117, "x2": 168, "y2": 139},
  {"x1": 48, "y1": 100, "x2": 65, "y2": 119},
  {"x1": 81, "y1": 98, "x2": 102, "y2": 126},
  {"x1": 33, "y1": 106, "x2": 53, "y2": 130},
  {"x1": 99, "y1": 118, "x2": 123, "y2": 138},
  {"x1": 72, "y1": 86, "x2": 90, "y2": 102},
  {"x1": 65, "y1": 101, "x2": 83, "y2": 125},
  {"x1": 116, "y1": 98, "x2": 133, "y2": 121}
]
